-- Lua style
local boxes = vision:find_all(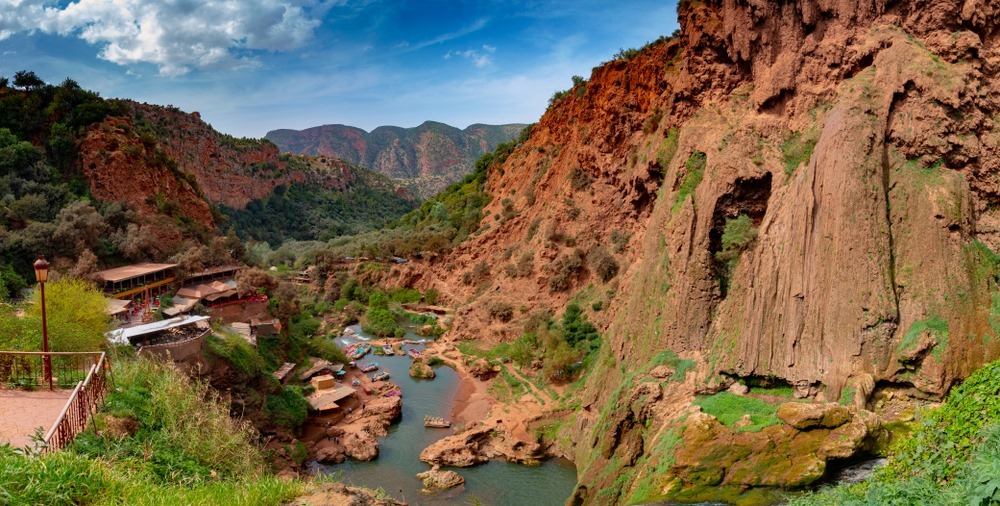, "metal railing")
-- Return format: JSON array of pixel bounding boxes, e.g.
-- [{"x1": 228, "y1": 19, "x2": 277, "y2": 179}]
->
[
  {"x1": 43, "y1": 353, "x2": 109, "y2": 451},
  {"x1": 0, "y1": 351, "x2": 110, "y2": 452}
]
